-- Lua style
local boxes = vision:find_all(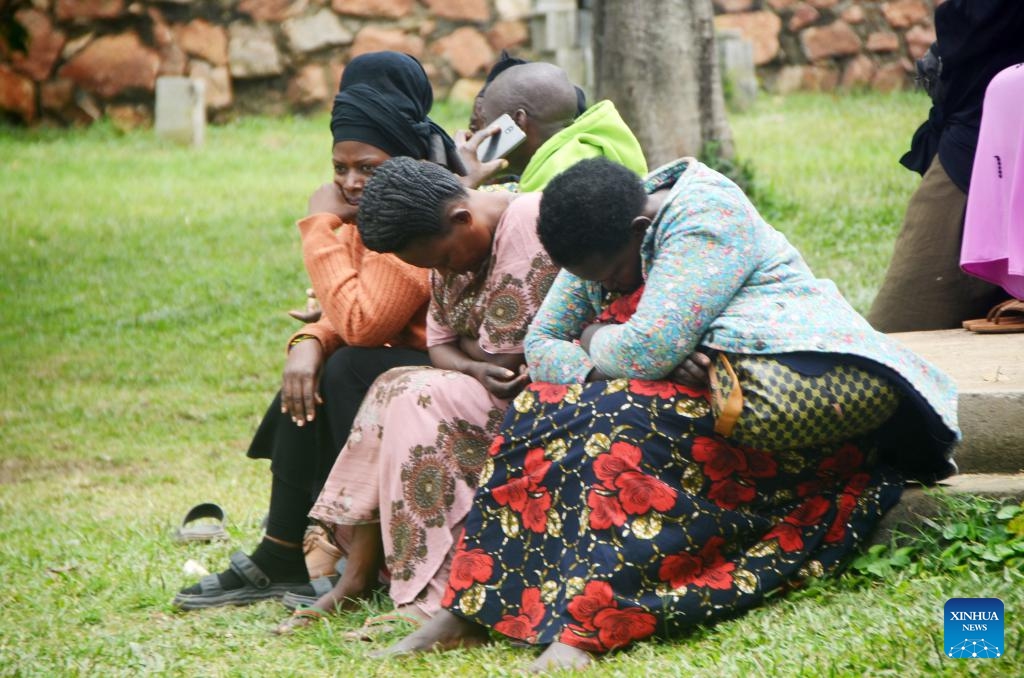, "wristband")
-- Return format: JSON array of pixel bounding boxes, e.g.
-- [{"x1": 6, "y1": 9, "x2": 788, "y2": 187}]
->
[{"x1": 288, "y1": 334, "x2": 317, "y2": 351}]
